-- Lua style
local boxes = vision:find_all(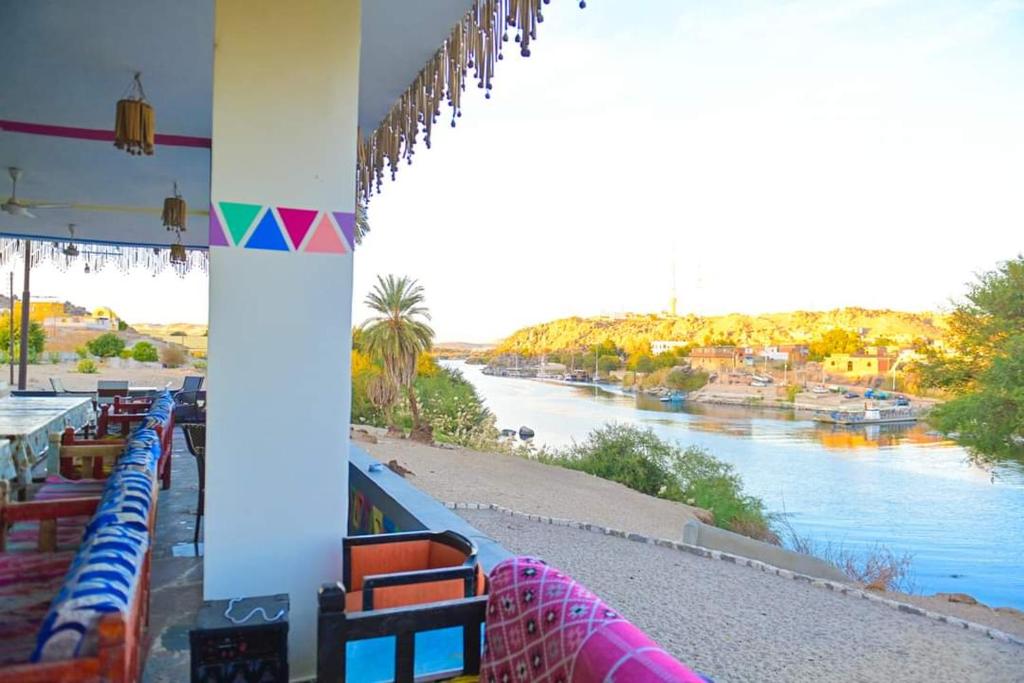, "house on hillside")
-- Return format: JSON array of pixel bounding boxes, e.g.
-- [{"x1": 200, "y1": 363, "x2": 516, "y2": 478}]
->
[
  {"x1": 42, "y1": 307, "x2": 120, "y2": 332},
  {"x1": 742, "y1": 344, "x2": 809, "y2": 366},
  {"x1": 686, "y1": 346, "x2": 741, "y2": 372},
  {"x1": 651, "y1": 340, "x2": 689, "y2": 355},
  {"x1": 823, "y1": 347, "x2": 896, "y2": 377}
]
